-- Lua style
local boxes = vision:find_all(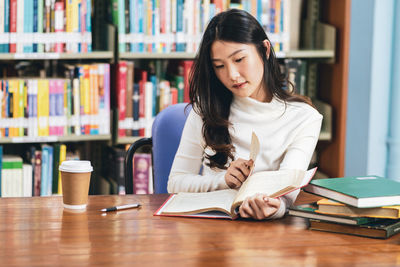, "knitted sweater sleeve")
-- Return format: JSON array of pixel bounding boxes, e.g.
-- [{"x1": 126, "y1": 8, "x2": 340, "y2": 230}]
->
[
  {"x1": 167, "y1": 110, "x2": 230, "y2": 193},
  {"x1": 269, "y1": 114, "x2": 323, "y2": 219}
]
